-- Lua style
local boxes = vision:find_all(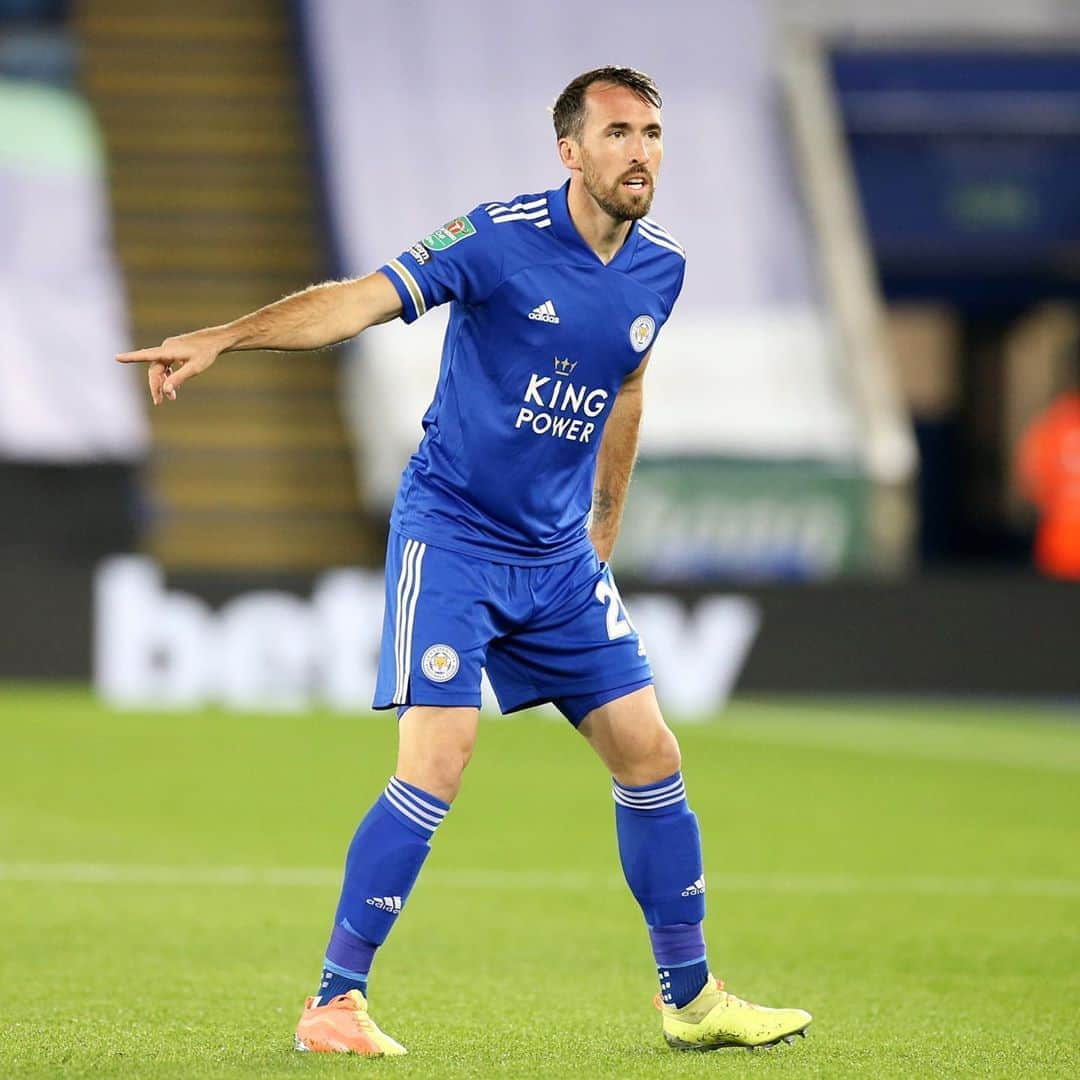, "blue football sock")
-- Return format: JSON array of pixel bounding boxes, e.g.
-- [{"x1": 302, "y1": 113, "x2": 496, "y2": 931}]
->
[
  {"x1": 613, "y1": 772, "x2": 710, "y2": 1007},
  {"x1": 653, "y1": 923, "x2": 710, "y2": 1007},
  {"x1": 316, "y1": 963, "x2": 368, "y2": 1004},
  {"x1": 317, "y1": 776, "x2": 449, "y2": 1002},
  {"x1": 658, "y1": 956, "x2": 710, "y2": 1009}
]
